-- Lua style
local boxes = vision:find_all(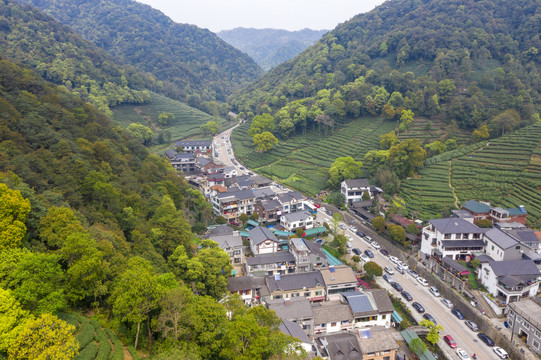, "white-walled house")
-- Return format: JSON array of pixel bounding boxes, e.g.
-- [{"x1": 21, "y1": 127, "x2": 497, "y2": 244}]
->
[
  {"x1": 420, "y1": 218, "x2": 485, "y2": 261},
  {"x1": 478, "y1": 259, "x2": 541, "y2": 305},
  {"x1": 341, "y1": 179, "x2": 372, "y2": 204},
  {"x1": 280, "y1": 211, "x2": 314, "y2": 232},
  {"x1": 249, "y1": 226, "x2": 280, "y2": 254},
  {"x1": 483, "y1": 228, "x2": 523, "y2": 261}
]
